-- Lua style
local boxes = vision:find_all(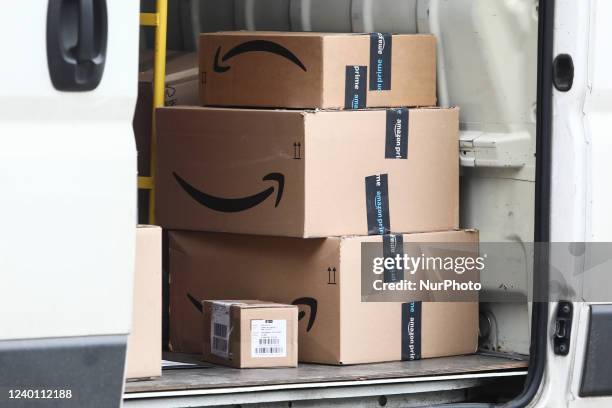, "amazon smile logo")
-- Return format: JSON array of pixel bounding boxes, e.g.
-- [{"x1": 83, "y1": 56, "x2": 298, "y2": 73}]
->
[
  {"x1": 214, "y1": 40, "x2": 308, "y2": 73},
  {"x1": 376, "y1": 33, "x2": 386, "y2": 55},
  {"x1": 187, "y1": 293, "x2": 203, "y2": 313},
  {"x1": 173, "y1": 172, "x2": 284, "y2": 213},
  {"x1": 292, "y1": 297, "x2": 317, "y2": 332},
  {"x1": 186, "y1": 294, "x2": 318, "y2": 333}
]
